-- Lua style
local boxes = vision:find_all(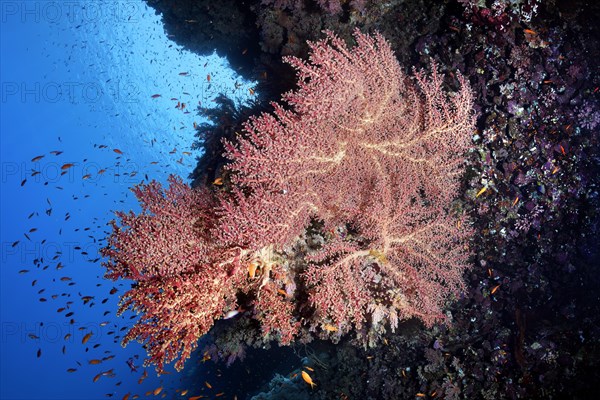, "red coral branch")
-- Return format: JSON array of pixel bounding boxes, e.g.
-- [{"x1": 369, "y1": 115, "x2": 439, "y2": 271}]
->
[{"x1": 102, "y1": 29, "x2": 475, "y2": 373}]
